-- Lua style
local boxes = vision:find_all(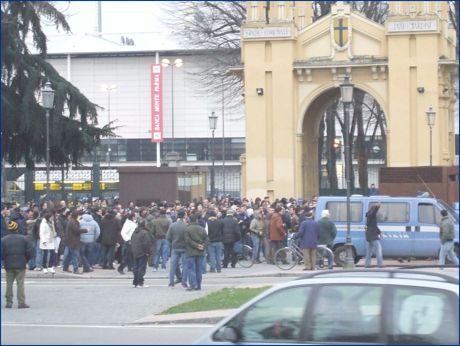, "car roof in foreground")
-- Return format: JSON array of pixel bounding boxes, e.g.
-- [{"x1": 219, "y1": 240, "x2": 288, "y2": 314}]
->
[{"x1": 295, "y1": 268, "x2": 458, "y2": 284}]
